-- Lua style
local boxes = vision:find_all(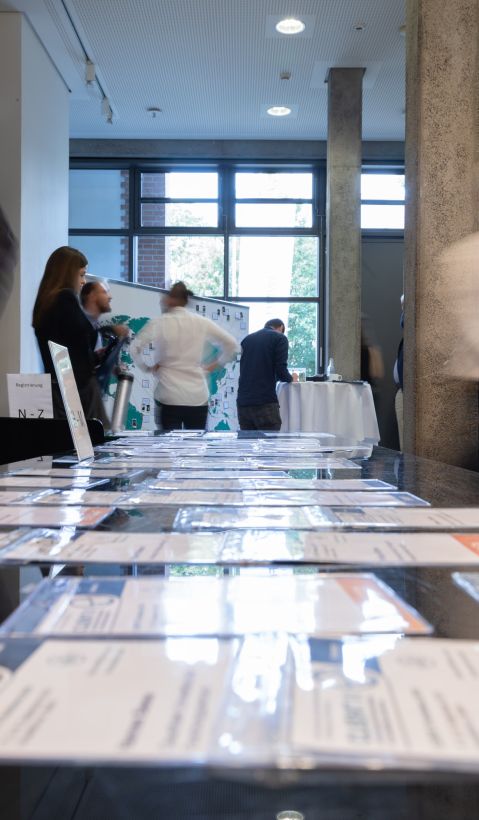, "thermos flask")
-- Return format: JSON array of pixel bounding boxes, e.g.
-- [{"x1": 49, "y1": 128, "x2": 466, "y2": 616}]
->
[{"x1": 110, "y1": 372, "x2": 134, "y2": 433}]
